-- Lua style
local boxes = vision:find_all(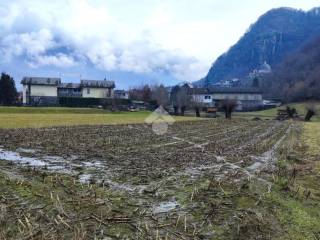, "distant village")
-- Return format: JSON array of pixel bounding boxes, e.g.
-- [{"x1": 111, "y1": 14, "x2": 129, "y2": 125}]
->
[{"x1": 19, "y1": 76, "x2": 280, "y2": 114}]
